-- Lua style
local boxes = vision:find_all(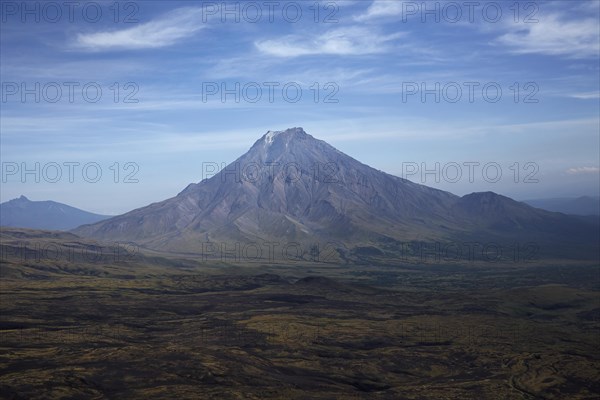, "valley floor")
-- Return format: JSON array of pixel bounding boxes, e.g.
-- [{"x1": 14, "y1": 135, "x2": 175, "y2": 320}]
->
[{"x1": 0, "y1": 260, "x2": 599, "y2": 399}]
